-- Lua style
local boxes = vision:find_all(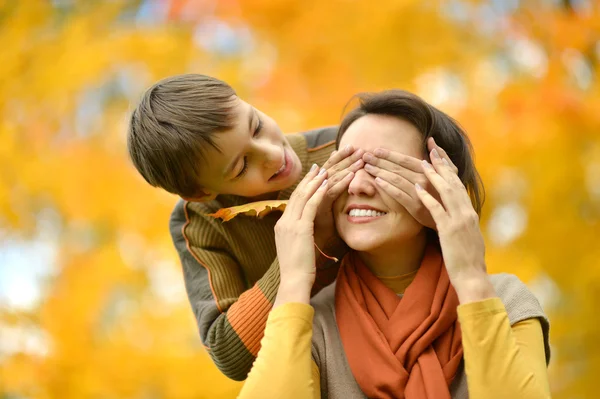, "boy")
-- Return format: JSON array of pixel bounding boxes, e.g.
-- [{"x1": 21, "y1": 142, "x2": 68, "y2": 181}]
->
[{"x1": 128, "y1": 74, "x2": 359, "y2": 380}]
